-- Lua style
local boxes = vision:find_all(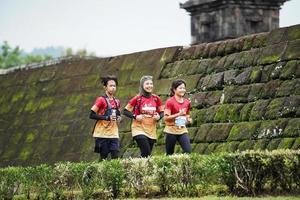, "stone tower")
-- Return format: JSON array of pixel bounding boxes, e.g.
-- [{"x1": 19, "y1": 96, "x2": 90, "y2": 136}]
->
[{"x1": 180, "y1": 0, "x2": 289, "y2": 44}]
